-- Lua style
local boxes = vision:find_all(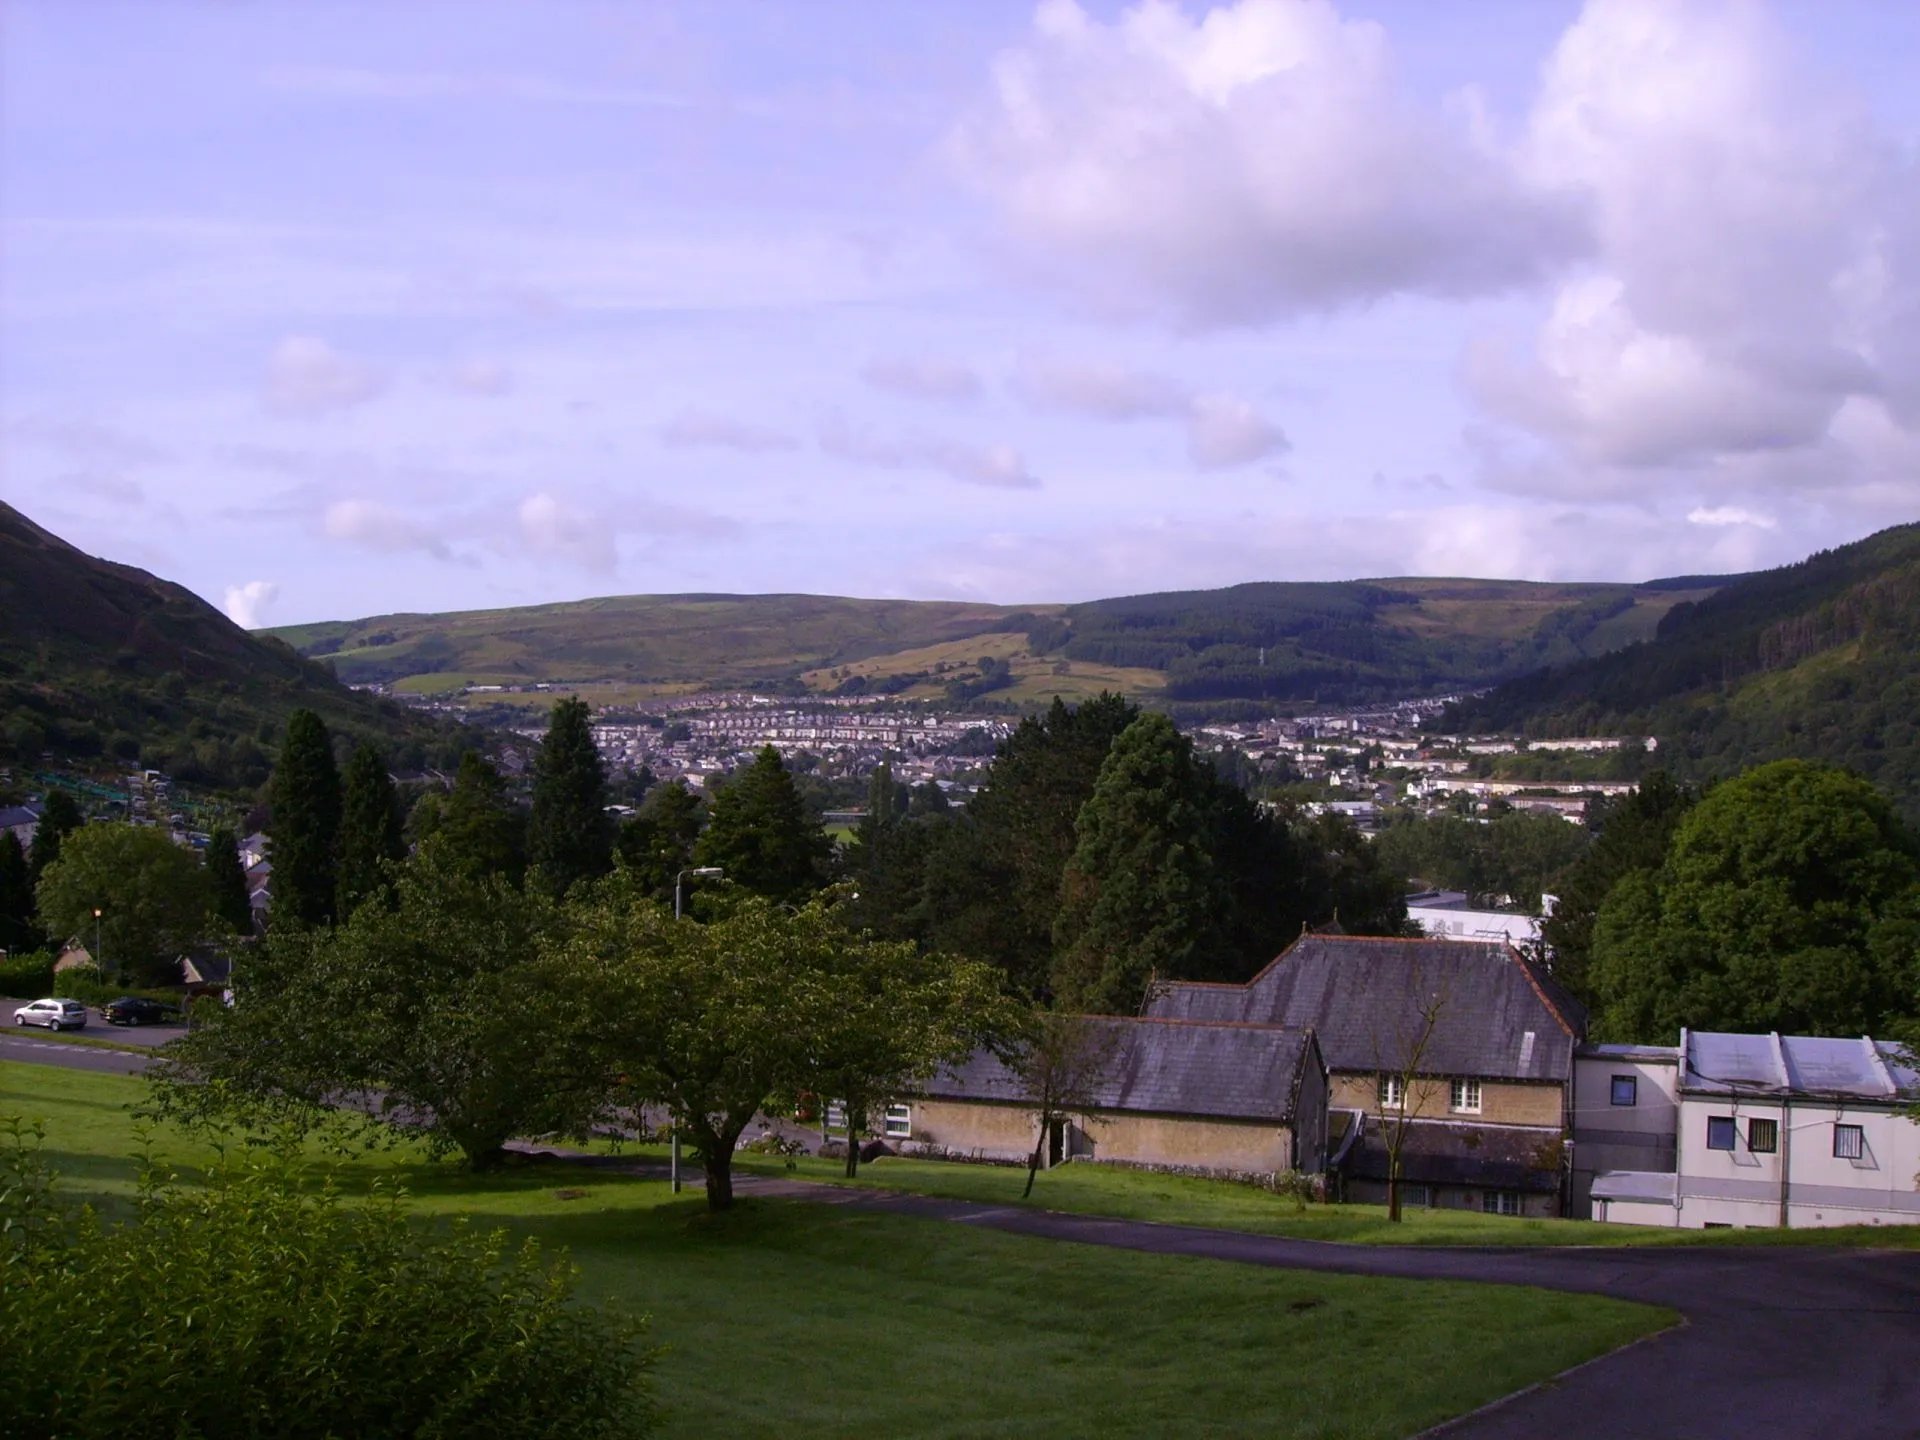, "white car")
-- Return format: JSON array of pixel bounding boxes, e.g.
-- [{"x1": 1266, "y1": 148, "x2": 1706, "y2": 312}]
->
[{"x1": 13, "y1": 999, "x2": 87, "y2": 1031}]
